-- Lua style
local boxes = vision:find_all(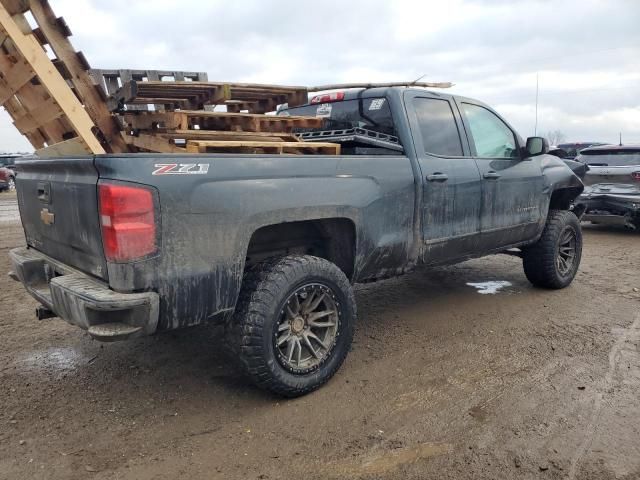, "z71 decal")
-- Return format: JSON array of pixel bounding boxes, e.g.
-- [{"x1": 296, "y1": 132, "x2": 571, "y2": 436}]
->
[{"x1": 152, "y1": 163, "x2": 210, "y2": 175}]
